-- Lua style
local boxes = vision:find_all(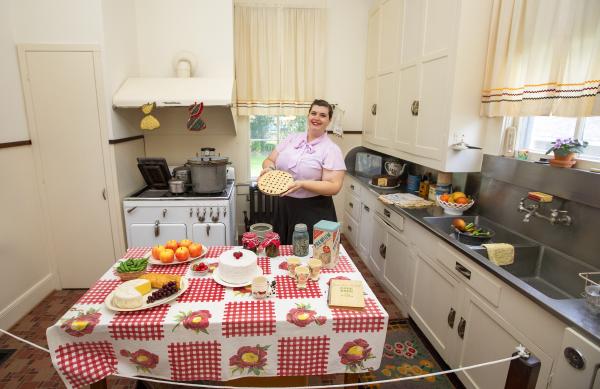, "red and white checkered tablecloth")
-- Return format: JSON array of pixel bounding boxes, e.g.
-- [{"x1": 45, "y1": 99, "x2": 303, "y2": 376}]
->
[{"x1": 47, "y1": 245, "x2": 388, "y2": 388}]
